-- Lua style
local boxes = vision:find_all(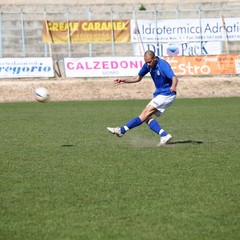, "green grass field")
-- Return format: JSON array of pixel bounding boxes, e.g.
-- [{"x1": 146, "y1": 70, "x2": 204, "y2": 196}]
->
[{"x1": 1, "y1": 97, "x2": 240, "y2": 240}]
